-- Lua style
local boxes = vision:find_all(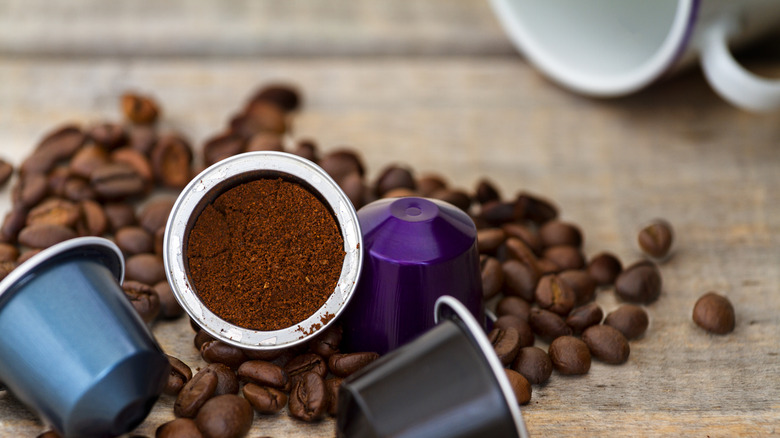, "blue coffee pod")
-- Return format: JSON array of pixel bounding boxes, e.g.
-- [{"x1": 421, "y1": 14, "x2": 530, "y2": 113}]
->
[
  {"x1": 338, "y1": 295, "x2": 528, "y2": 438},
  {"x1": 0, "y1": 237, "x2": 169, "y2": 437}
]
